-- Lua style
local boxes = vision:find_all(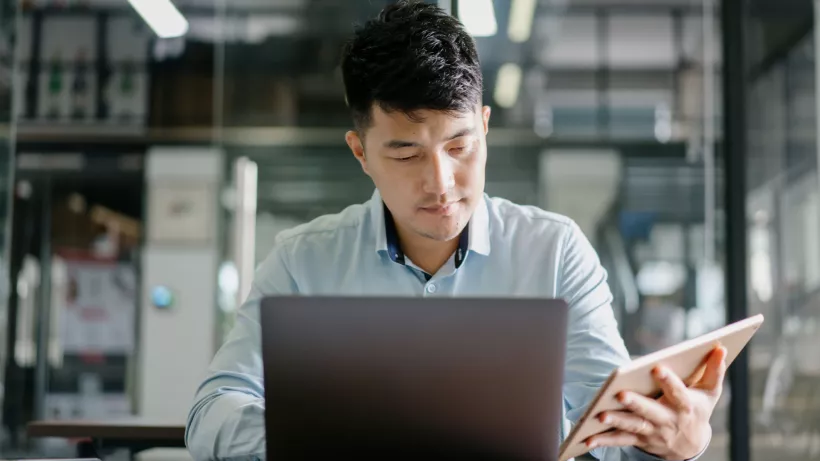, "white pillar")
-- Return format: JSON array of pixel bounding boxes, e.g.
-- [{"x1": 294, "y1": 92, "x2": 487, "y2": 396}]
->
[
  {"x1": 138, "y1": 147, "x2": 222, "y2": 424},
  {"x1": 538, "y1": 149, "x2": 622, "y2": 243},
  {"x1": 231, "y1": 157, "x2": 257, "y2": 308}
]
